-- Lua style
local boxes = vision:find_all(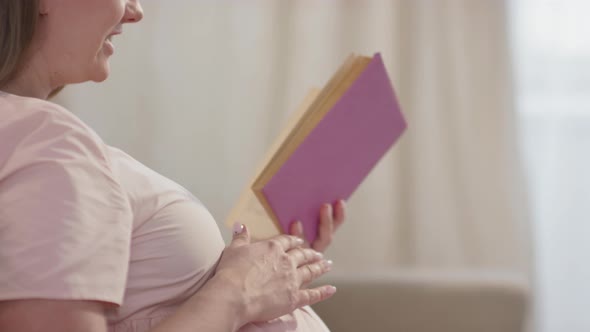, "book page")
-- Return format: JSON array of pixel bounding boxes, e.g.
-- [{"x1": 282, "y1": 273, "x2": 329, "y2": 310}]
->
[
  {"x1": 253, "y1": 55, "x2": 357, "y2": 189},
  {"x1": 251, "y1": 87, "x2": 322, "y2": 181},
  {"x1": 225, "y1": 188, "x2": 280, "y2": 240}
]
